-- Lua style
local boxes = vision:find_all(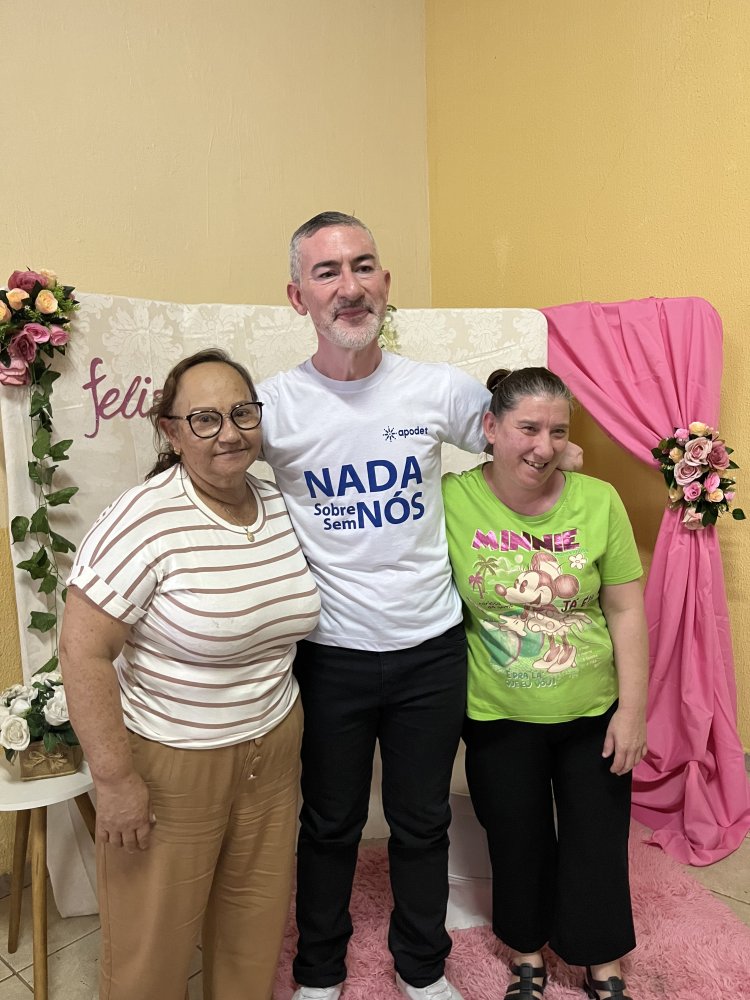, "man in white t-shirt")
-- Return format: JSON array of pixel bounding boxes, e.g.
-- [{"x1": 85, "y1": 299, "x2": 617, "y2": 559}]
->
[{"x1": 259, "y1": 213, "x2": 495, "y2": 1000}]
